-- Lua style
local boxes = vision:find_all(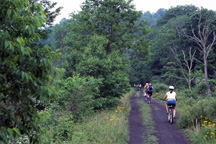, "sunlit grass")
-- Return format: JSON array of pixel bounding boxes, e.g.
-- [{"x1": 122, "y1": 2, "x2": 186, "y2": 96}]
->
[{"x1": 66, "y1": 91, "x2": 132, "y2": 144}]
